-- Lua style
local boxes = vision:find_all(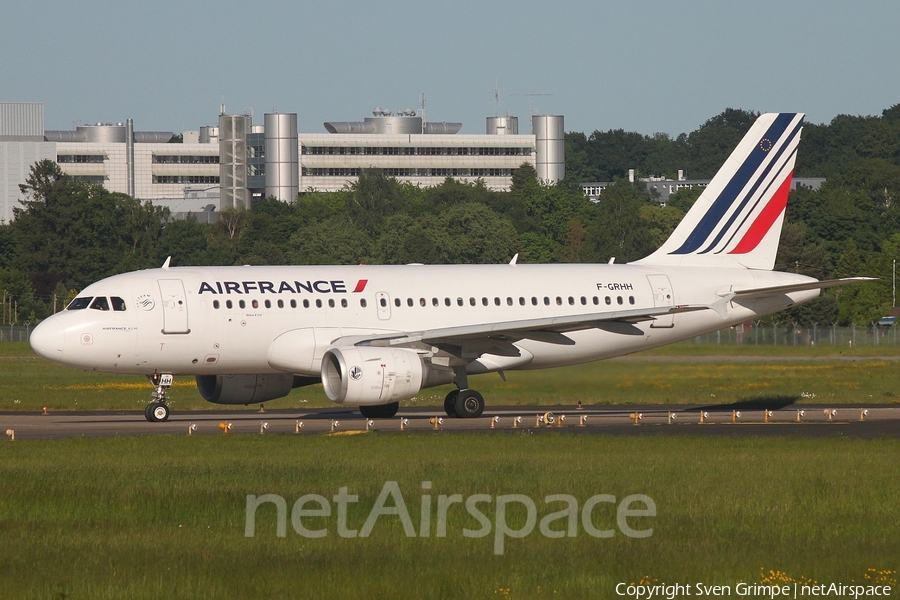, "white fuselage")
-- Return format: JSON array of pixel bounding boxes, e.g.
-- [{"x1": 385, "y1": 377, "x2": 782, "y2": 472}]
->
[{"x1": 30, "y1": 263, "x2": 817, "y2": 378}]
